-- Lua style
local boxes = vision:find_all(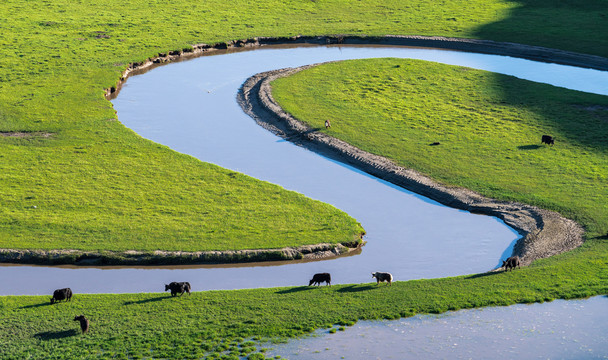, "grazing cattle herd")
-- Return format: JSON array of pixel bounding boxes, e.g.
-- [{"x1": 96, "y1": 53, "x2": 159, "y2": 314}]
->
[{"x1": 47, "y1": 256, "x2": 522, "y2": 335}]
